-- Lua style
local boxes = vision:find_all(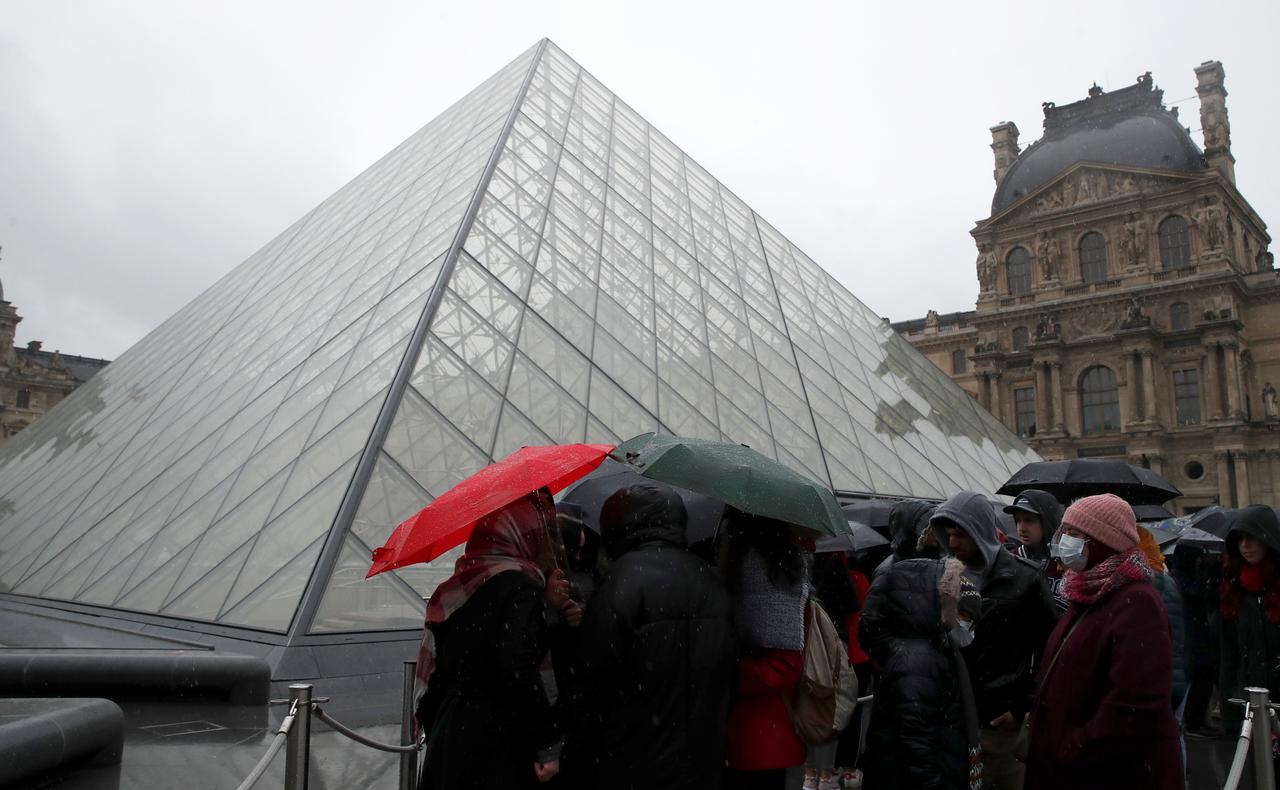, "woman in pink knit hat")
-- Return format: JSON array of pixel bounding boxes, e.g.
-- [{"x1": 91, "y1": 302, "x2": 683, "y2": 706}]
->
[{"x1": 1023, "y1": 494, "x2": 1183, "y2": 790}]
